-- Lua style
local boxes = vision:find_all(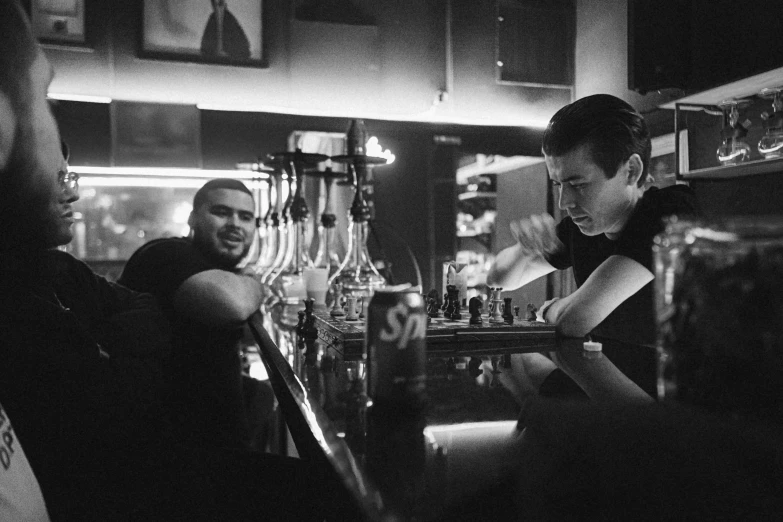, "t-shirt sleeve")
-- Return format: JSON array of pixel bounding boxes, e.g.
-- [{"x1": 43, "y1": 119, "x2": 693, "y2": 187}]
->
[
  {"x1": 0, "y1": 403, "x2": 51, "y2": 522},
  {"x1": 544, "y1": 217, "x2": 573, "y2": 270},
  {"x1": 119, "y1": 240, "x2": 212, "y2": 312},
  {"x1": 615, "y1": 186, "x2": 701, "y2": 268}
]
